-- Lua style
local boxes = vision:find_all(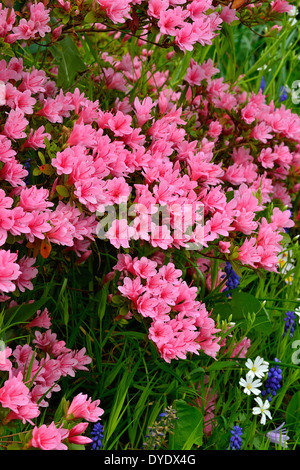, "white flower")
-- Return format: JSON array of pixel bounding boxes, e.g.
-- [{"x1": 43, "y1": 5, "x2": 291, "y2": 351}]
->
[
  {"x1": 252, "y1": 397, "x2": 272, "y2": 425},
  {"x1": 257, "y1": 64, "x2": 267, "y2": 71},
  {"x1": 245, "y1": 356, "x2": 269, "y2": 379},
  {"x1": 288, "y1": 5, "x2": 297, "y2": 16},
  {"x1": 239, "y1": 372, "x2": 262, "y2": 396},
  {"x1": 277, "y1": 251, "x2": 295, "y2": 284}
]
